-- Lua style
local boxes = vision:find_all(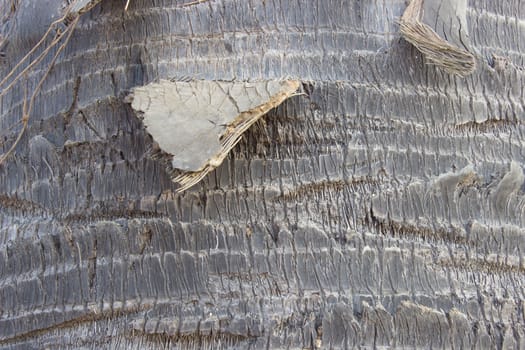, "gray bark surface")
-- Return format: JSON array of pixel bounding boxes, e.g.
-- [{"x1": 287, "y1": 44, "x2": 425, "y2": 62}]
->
[{"x1": 0, "y1": 0, "x2": 524, "y2": 349}]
